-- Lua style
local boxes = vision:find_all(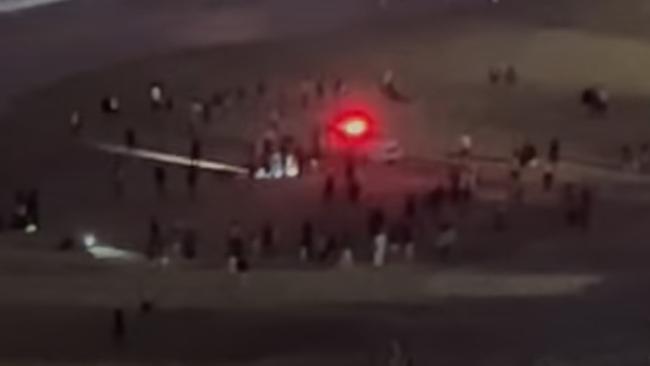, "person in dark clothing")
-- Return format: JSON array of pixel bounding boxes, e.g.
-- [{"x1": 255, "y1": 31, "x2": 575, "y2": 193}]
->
[
  {"x1": 549, "y1": 138, "x2": 560, "y2": 165},
  {"x1": 519, "y1": 142, "x2": 538, "y2": 167},
  {"x1": 504, "y1": 65, "x2": 518, "y2": 85},
  {"x1": 323, "y1": 174, "x2": 335, "y2": 201},
  {"x1": 319, "y1": 234, "x2": 337, "y2": 263},
  {"x1": 300, "y1": 221, "x2": 314, "y2": 262},
  {"x1": 26, "y1": 189, "x2": 39, "y2": 228},
  {"x1": 101, "y1": 95, "x2": 120, "y2": 115},
  {"x1": 125, "y1": 128, "x2": 136, "y2": 150},
  {"x1": 186, "y1": 166, "x2": 198, "y2": 198},
  {"x1": 581, "y1": 87, "x2": 609, "y2": 115},
  {"x1": 147, "y1": 217, "x2": 162, "y2": 259},
  {"x1": 190, "y1": 138, "x2": 202, "y2": 163},
  {"x1": 542, "y1": 167, "x2": 555, "y2": 192},
  {"x1": 154, "y1": 166, "x2": 166, "y2": 197},
  {"x1": 112, "y1": 308, "x2": 125, "y2": 344},
  {"x1": 227, "y1": 221, "x2": 244, "y2": 259},
  {"x1": 261, "y1": 221, "x2": 275, "y2": 257}
]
